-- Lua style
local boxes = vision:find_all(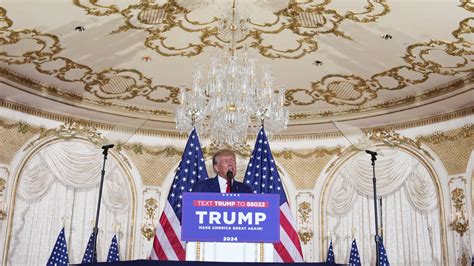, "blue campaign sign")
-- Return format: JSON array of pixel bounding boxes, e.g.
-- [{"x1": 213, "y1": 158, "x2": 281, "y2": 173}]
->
[{"x1": 181, "y1": 192, "x2": 280, "y2": 243}]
